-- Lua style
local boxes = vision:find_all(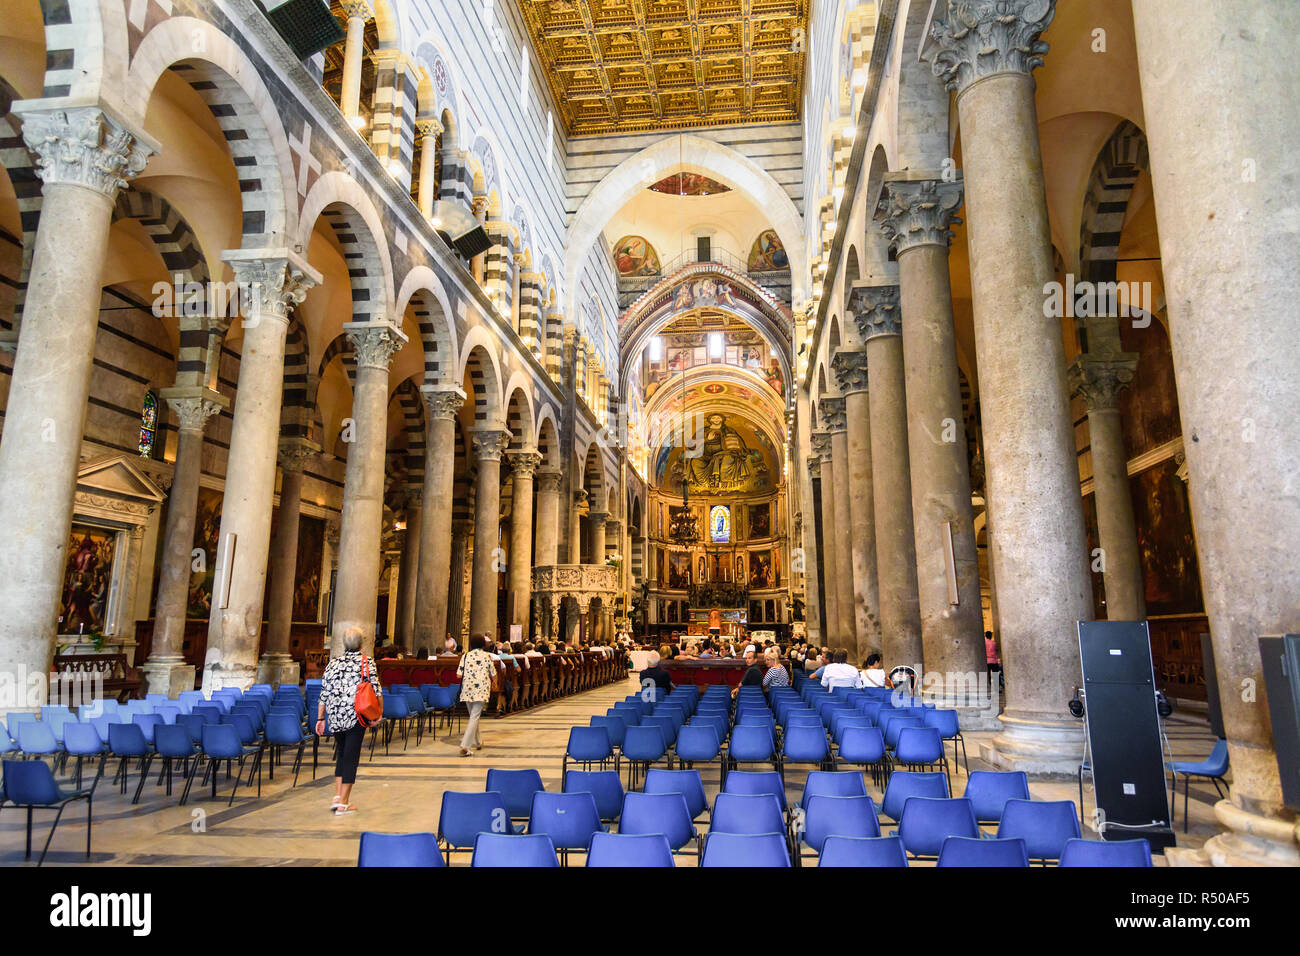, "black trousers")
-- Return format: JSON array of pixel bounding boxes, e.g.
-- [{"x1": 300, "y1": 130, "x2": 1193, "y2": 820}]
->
[{"x1": 335, "y1": 724, "x2": 366, "y2": 785}]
